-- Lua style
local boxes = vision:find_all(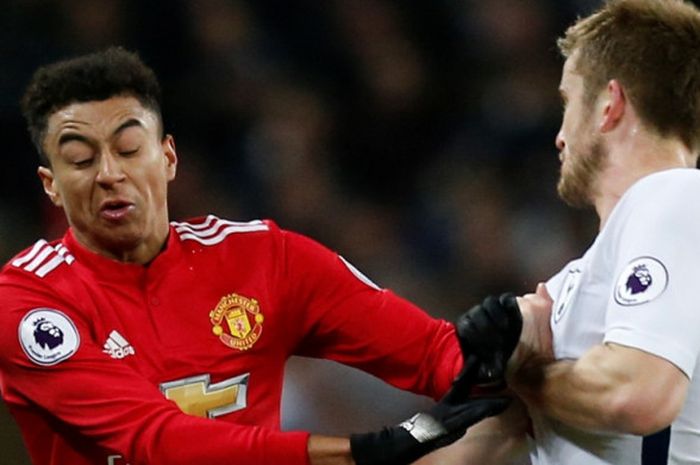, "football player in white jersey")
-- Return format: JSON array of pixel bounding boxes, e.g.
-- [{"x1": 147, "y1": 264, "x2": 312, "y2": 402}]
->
[{"x1": 415, "y1": 0, "x2": 700, "y2": 464}]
